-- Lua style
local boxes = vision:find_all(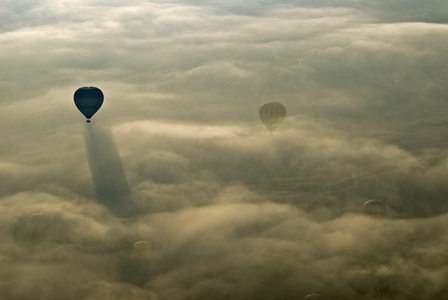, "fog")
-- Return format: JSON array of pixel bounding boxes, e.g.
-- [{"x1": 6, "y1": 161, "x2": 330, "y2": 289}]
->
[{"x1": 1, "y1": 0, "x2": 448, "y2": 299}]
